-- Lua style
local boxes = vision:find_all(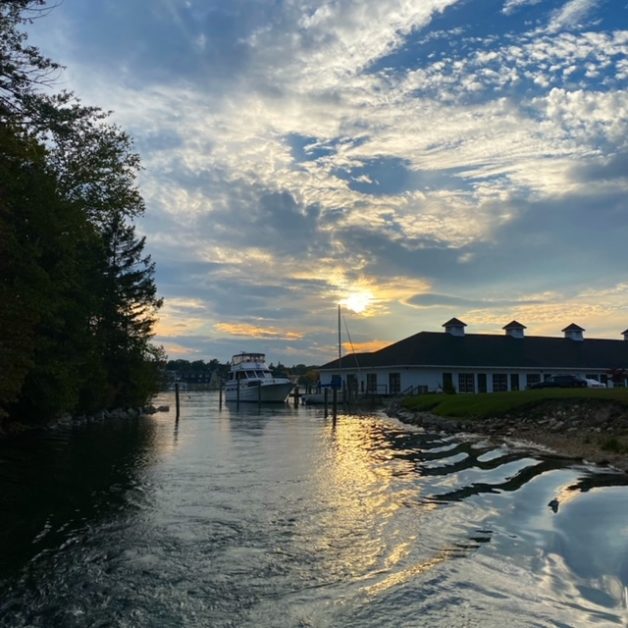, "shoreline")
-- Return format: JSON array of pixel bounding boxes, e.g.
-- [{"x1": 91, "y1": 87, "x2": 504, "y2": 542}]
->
[{"x1": 388, "y1": 400, "x2": 628, "y2": 473}]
